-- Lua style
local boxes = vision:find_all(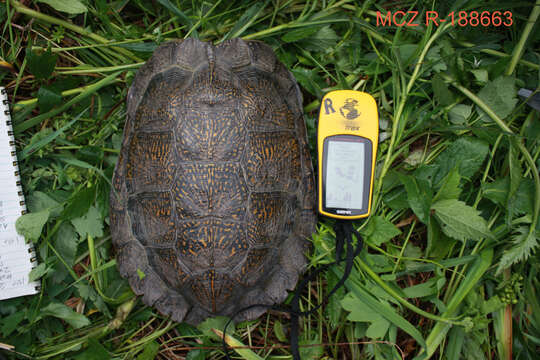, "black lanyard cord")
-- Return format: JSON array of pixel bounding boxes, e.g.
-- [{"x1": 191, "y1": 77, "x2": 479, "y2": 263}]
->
[{"x1": 222, "y1": 219, "x2": 363, "y2": 360}]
